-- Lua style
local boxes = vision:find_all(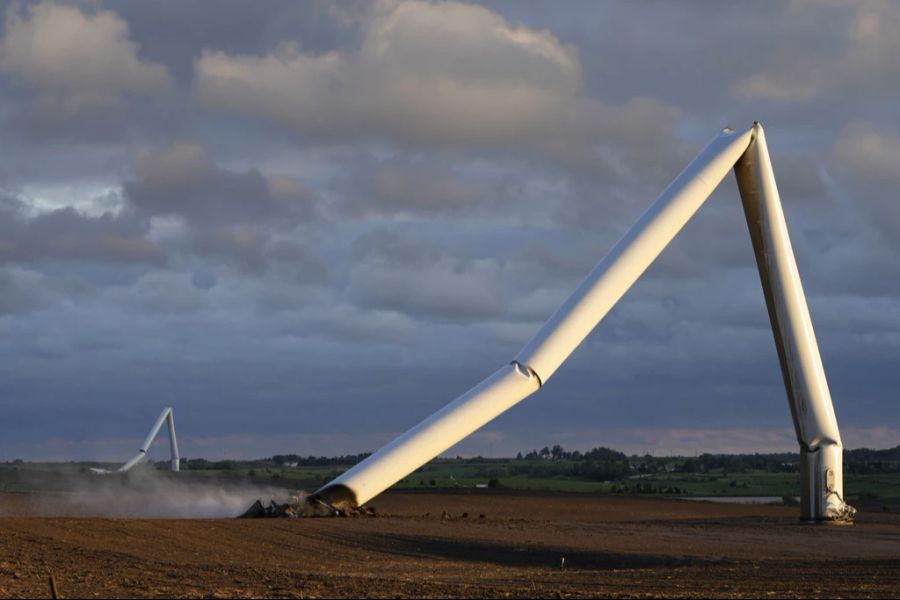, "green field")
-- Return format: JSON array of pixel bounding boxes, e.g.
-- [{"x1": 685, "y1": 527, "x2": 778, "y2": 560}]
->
[
  {"x1": 3, "y1": 451, "x2": 899, "y2": 504},
  {"x1": 389, "y1": 461, "x2": 900, "y2": 501}
]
